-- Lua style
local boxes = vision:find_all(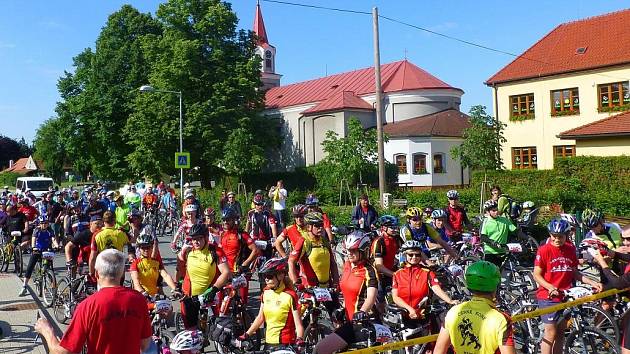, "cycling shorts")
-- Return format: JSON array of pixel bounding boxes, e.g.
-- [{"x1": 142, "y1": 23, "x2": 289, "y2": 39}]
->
[{"x1": 537, "y1": 300, "x2": 562, "y2": 324}]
